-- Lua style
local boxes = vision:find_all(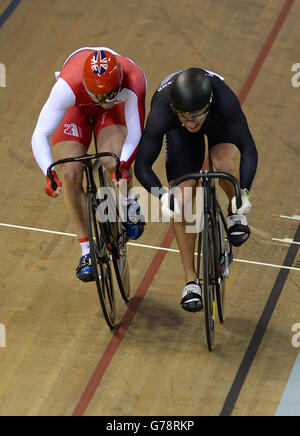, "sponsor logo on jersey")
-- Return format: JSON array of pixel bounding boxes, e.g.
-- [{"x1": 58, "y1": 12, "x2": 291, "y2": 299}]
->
[{"x1": 64, "y1": 123, "x2": 82, "y2": 138}]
